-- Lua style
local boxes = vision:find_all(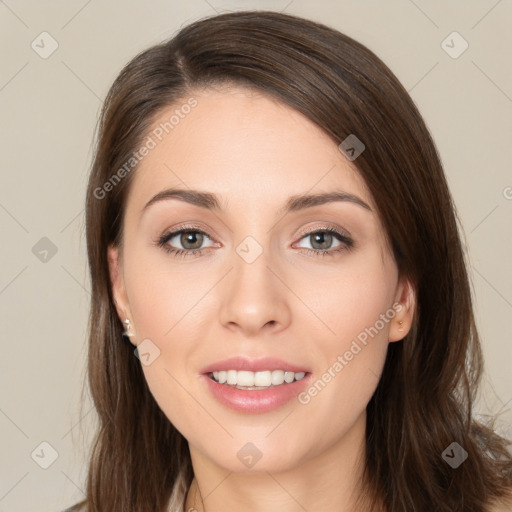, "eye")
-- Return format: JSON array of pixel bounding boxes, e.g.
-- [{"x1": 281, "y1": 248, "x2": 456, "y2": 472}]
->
[
  {"x1": 156, "y1": 225, "x2": 216, "y2": 259},
  {"x1": 155, "y1": 224, "x2": 354, "y2": 259},
  {"x1": 294, "y1": 227, "x2": 354, "y2": 257}
]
